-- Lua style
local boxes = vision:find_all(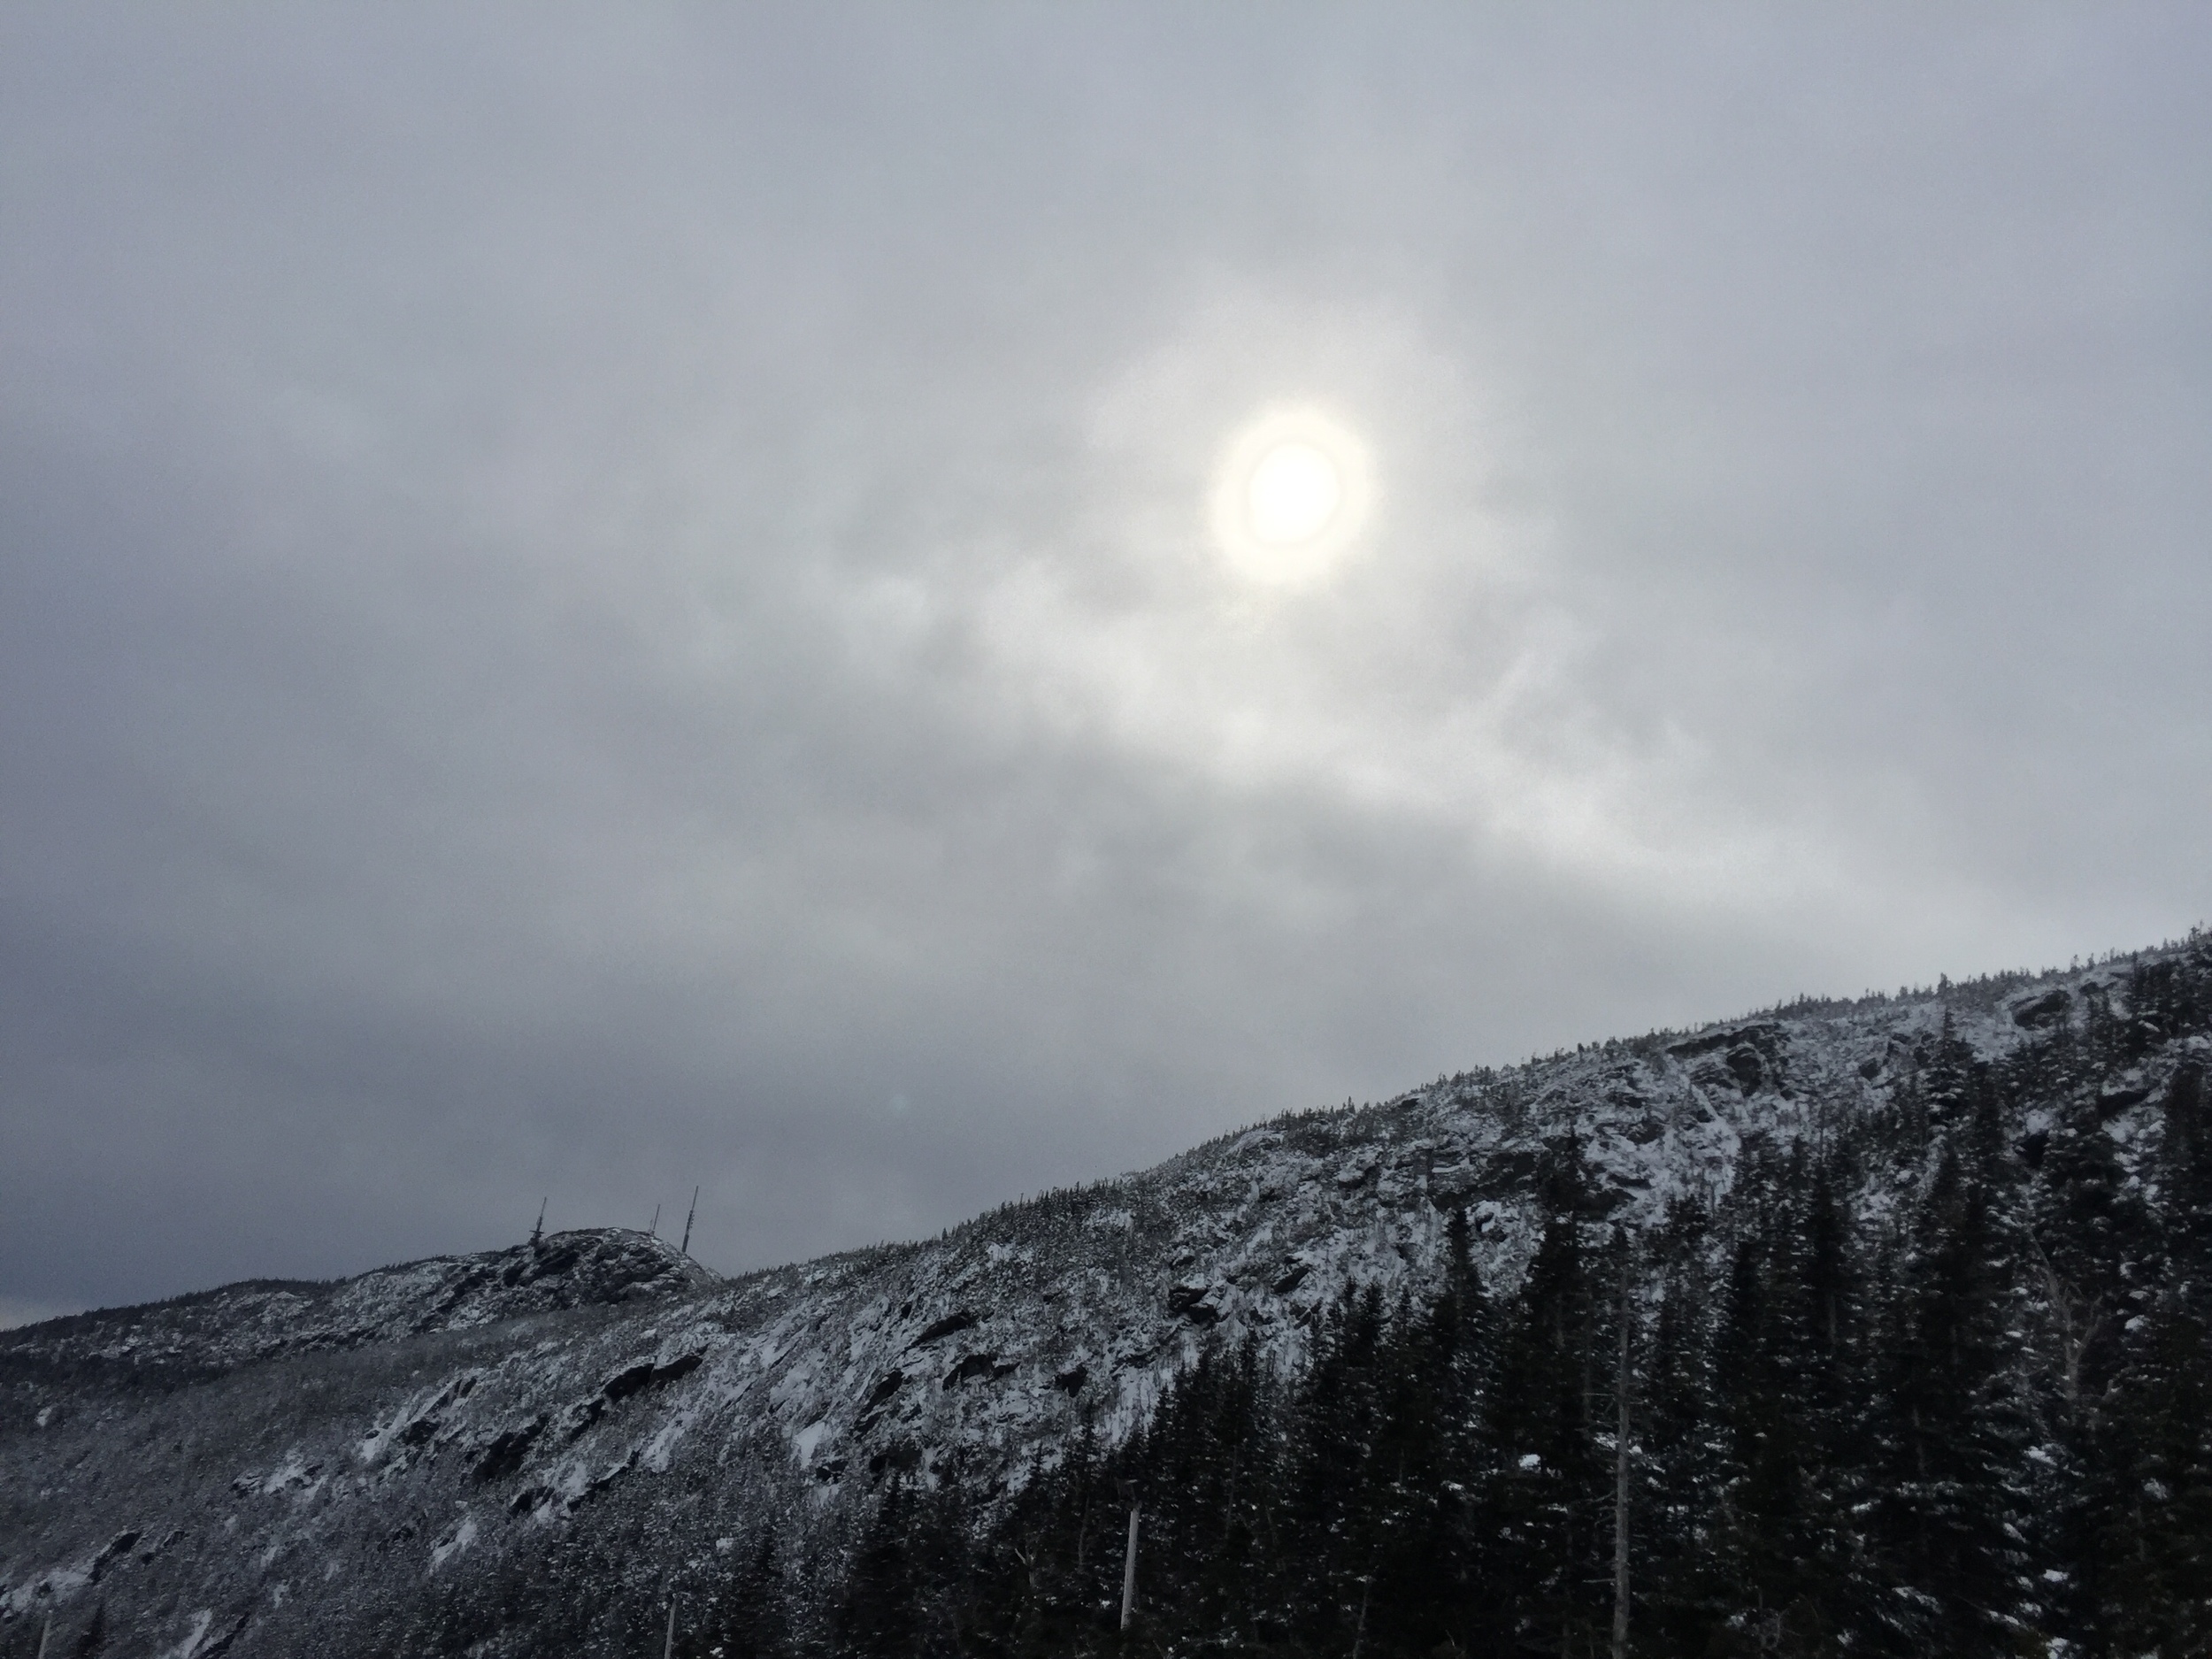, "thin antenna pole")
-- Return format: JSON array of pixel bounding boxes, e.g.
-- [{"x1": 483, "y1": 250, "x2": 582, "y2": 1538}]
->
[
  {"x1": 530, "y1": 1196, "x2": 547, "y2": 1246},
  {"x1": 1119, "y1": 1504, "x2": 1141, "y2": 1631},
  {"x1": 662, "y1": 1593, "x2": 680, "y2": 1659},
  {"x1": 35, "y1": 1612, "x2": 51, "y2": 1659},
  {"x1": 649, "y1": 1203, "x2": 660, "y2": 1239},
  {"x1": 680, "y1": 1186, "x2": 699, "y2": 1257}
]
